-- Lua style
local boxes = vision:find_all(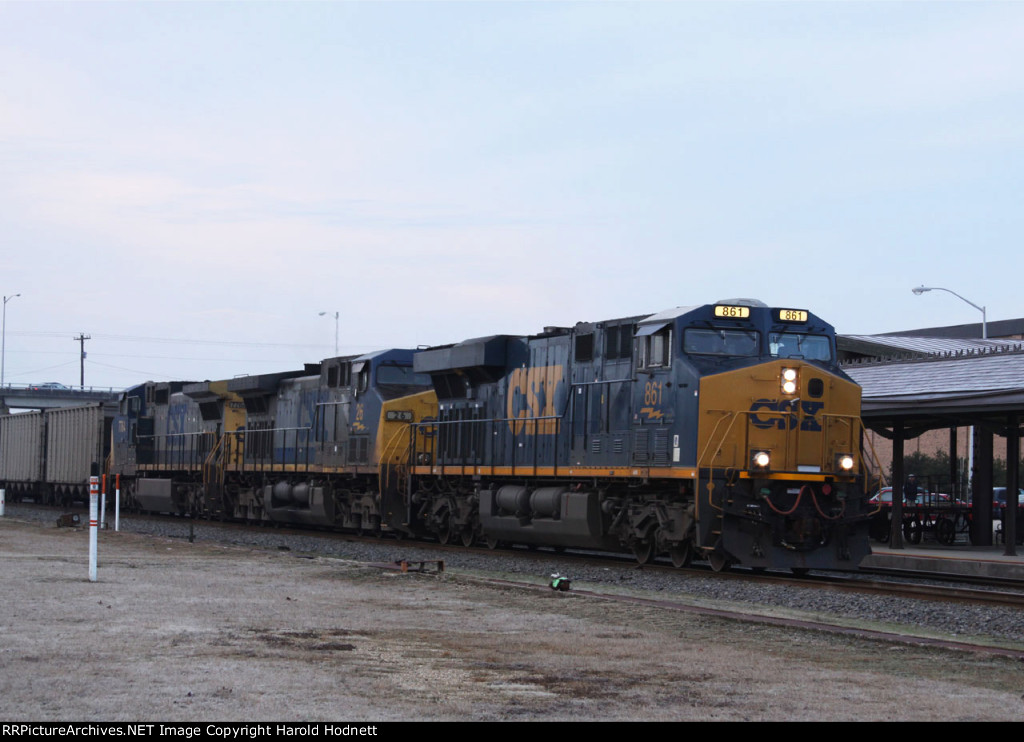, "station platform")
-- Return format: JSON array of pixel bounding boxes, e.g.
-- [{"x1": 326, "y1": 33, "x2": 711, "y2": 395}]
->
[{"x1": 862, "y1": 541, "x2": 1024, "y2": 581}]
